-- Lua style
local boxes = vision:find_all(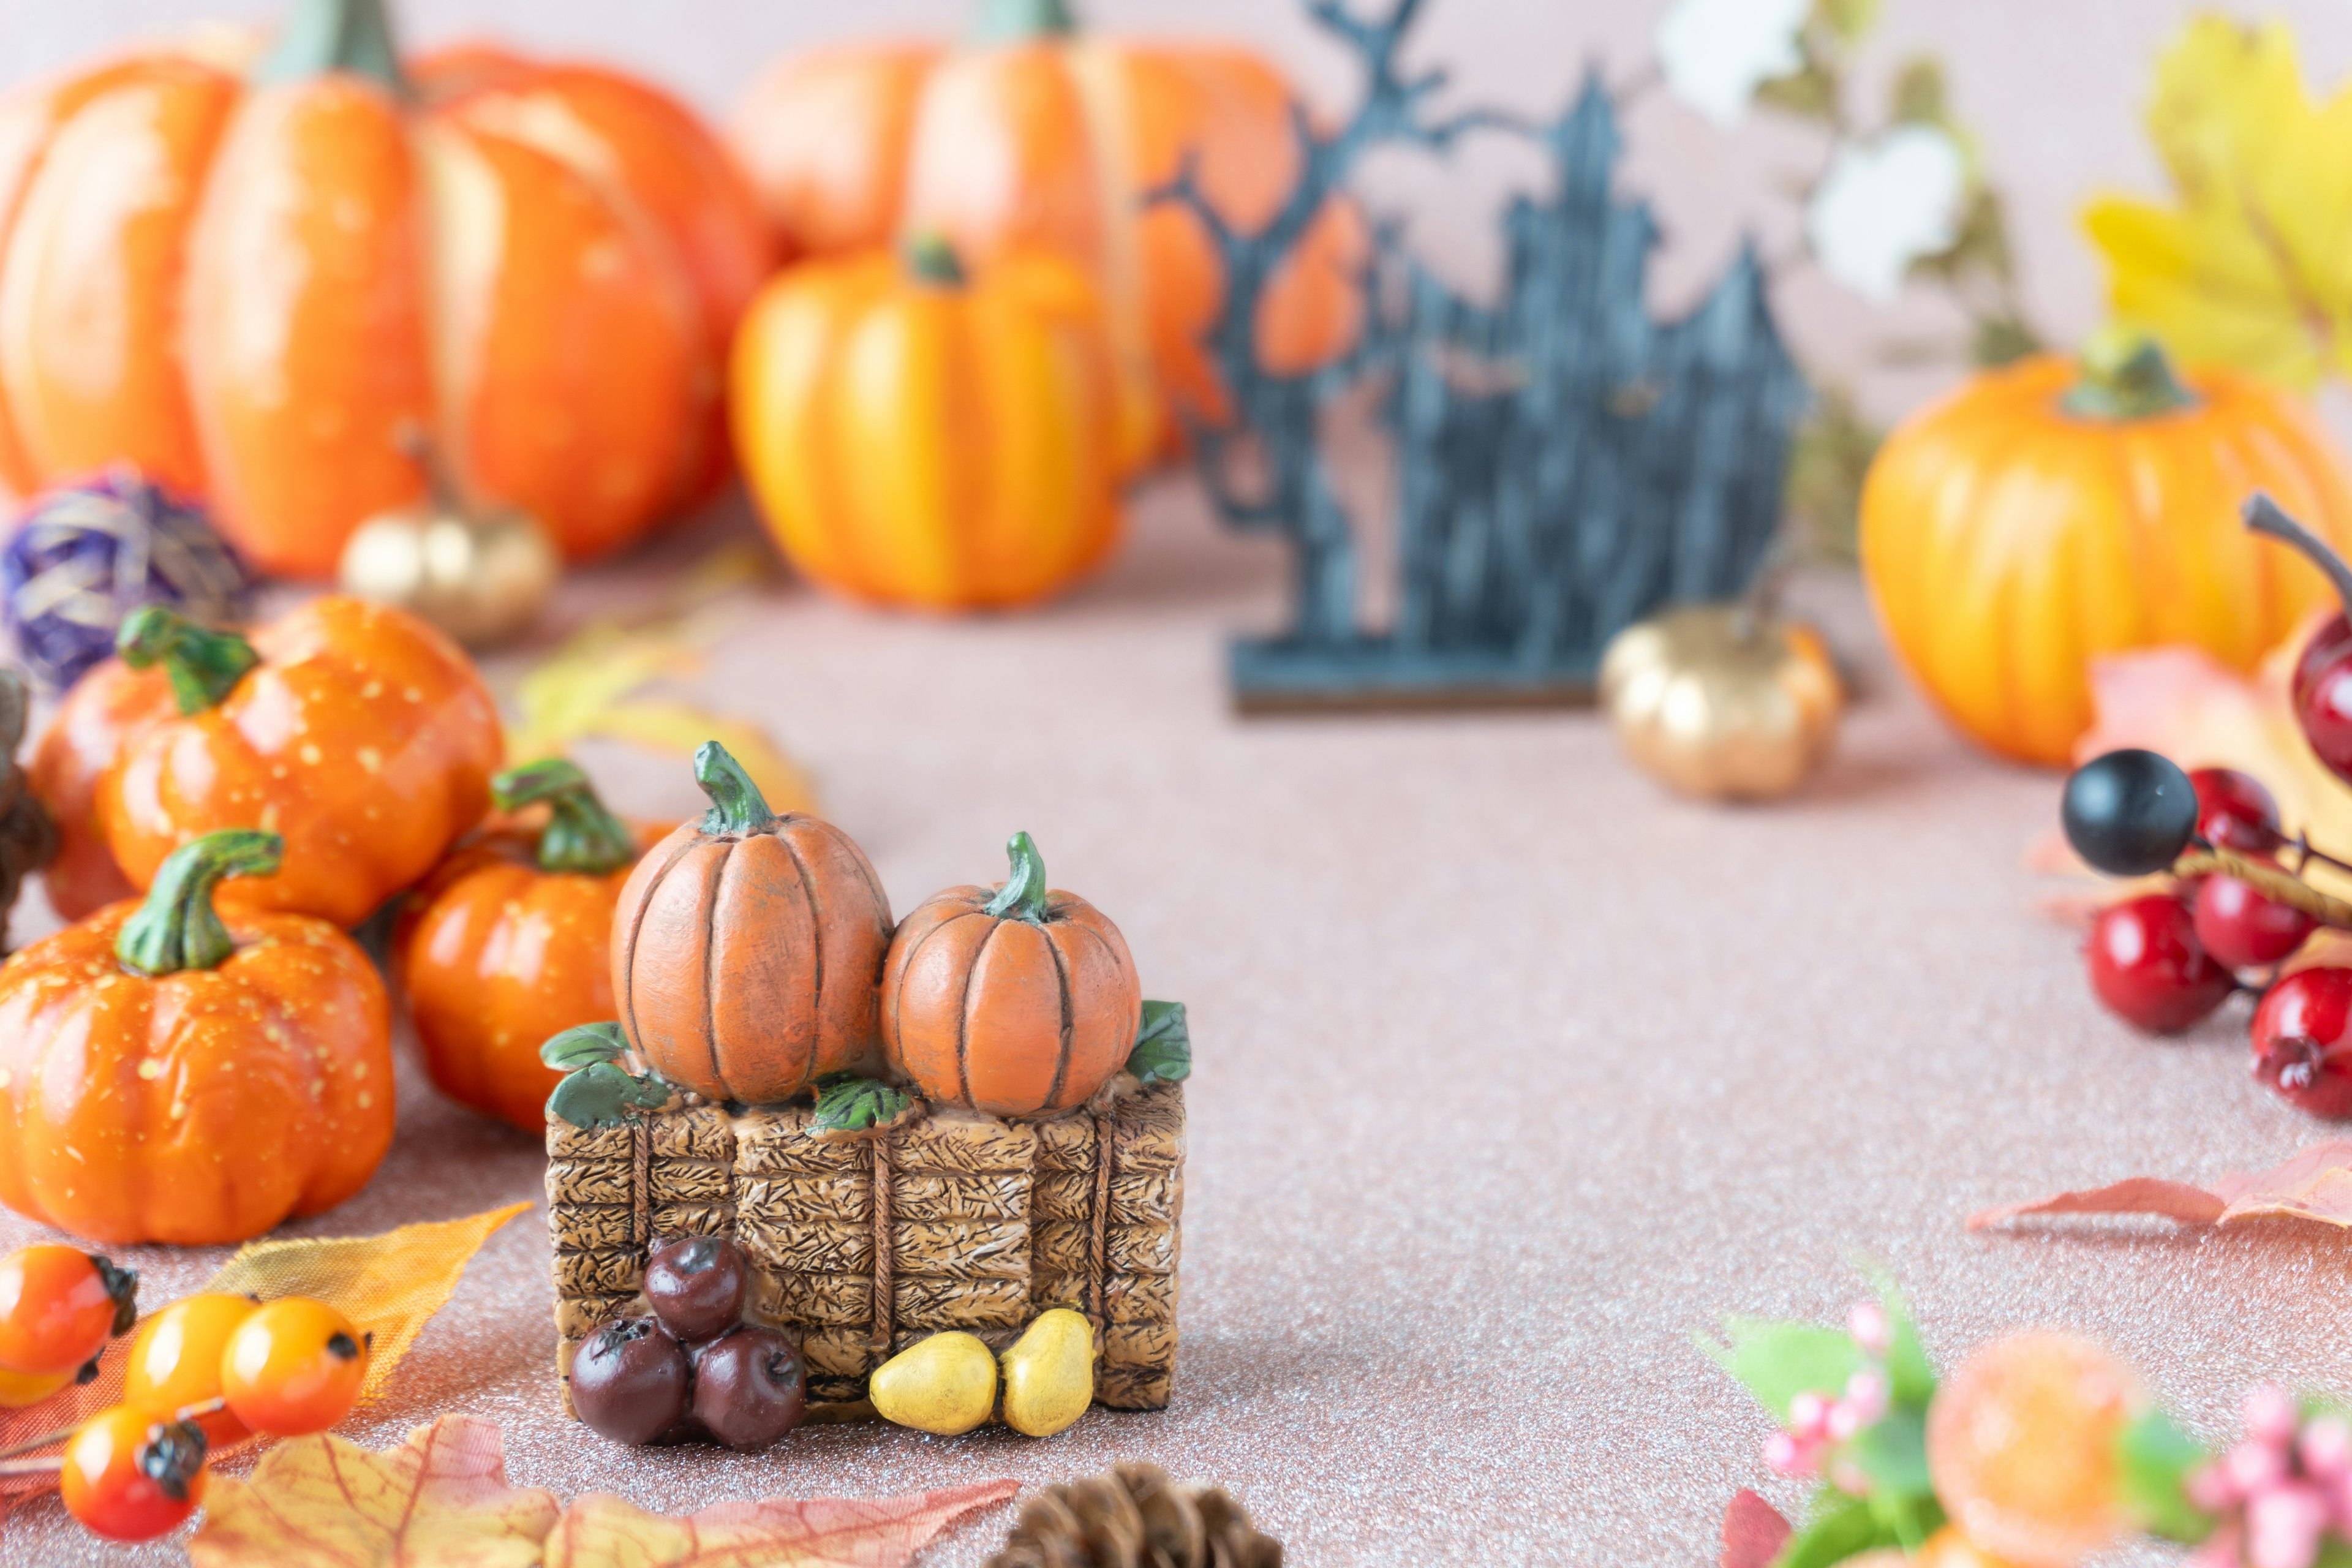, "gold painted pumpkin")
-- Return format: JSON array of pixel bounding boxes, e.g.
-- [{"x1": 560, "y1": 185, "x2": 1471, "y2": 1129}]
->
[
  {"x1": 730, "y1": 239, "x2": 1125, "y2": 611},
  {"x1": 1599, "y1": 605, "x2": 1842, "y2": 802},
  {"x1": 1860, "y1": 339, "x2": 2352, "y2": 765}
]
